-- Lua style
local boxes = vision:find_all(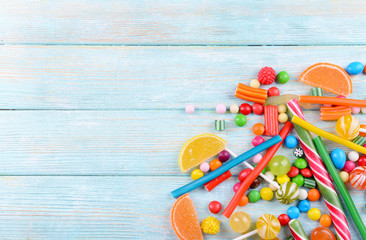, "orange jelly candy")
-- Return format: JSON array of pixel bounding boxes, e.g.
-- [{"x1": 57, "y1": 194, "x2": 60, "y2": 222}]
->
[{"x1": 310, "y1": 226, "x2": 336, "y2": 240}]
